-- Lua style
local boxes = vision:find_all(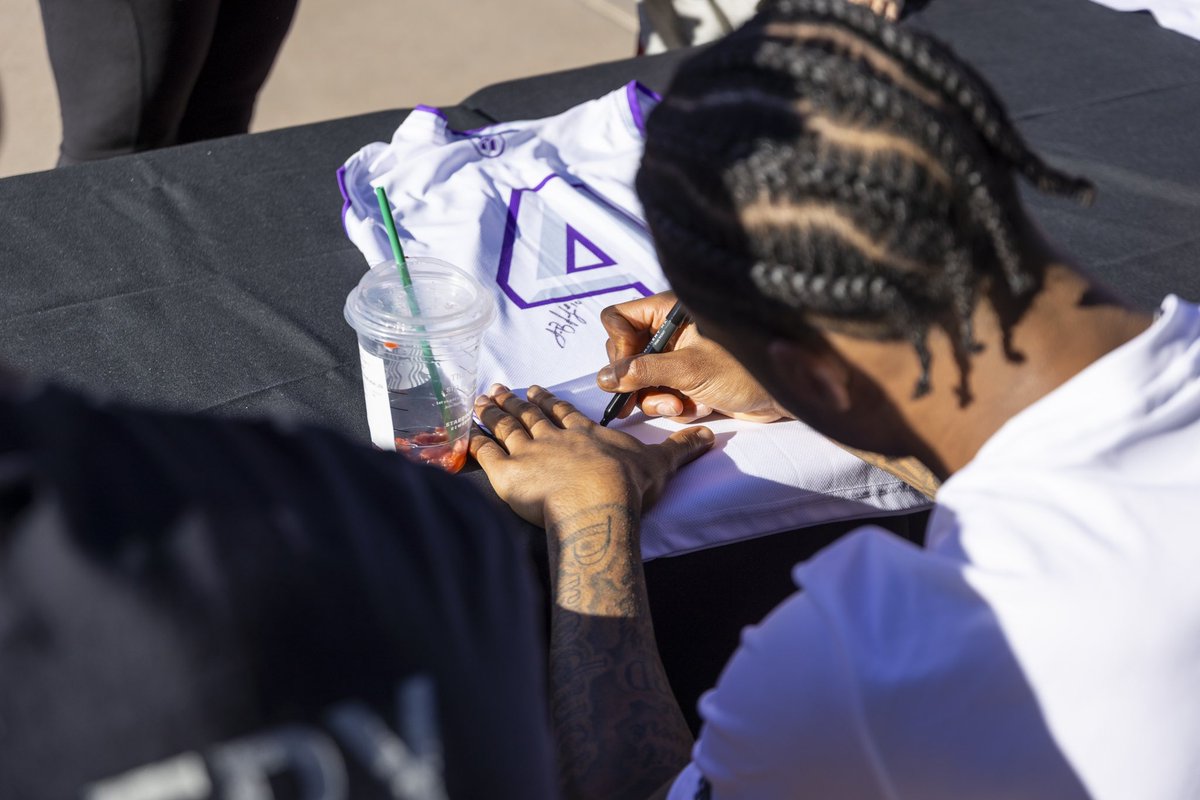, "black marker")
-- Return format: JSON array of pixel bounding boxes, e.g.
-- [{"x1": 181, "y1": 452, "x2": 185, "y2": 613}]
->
[{"x1": 599, "y1": 301, "x2": 691, "y2": 427}]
